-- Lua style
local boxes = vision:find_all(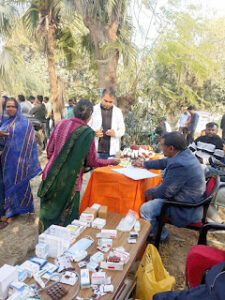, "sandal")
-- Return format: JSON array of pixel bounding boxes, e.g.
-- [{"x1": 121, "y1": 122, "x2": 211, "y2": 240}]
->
[{"x1": 0, "y1": 221, "x2": 8, "y2": 229}]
